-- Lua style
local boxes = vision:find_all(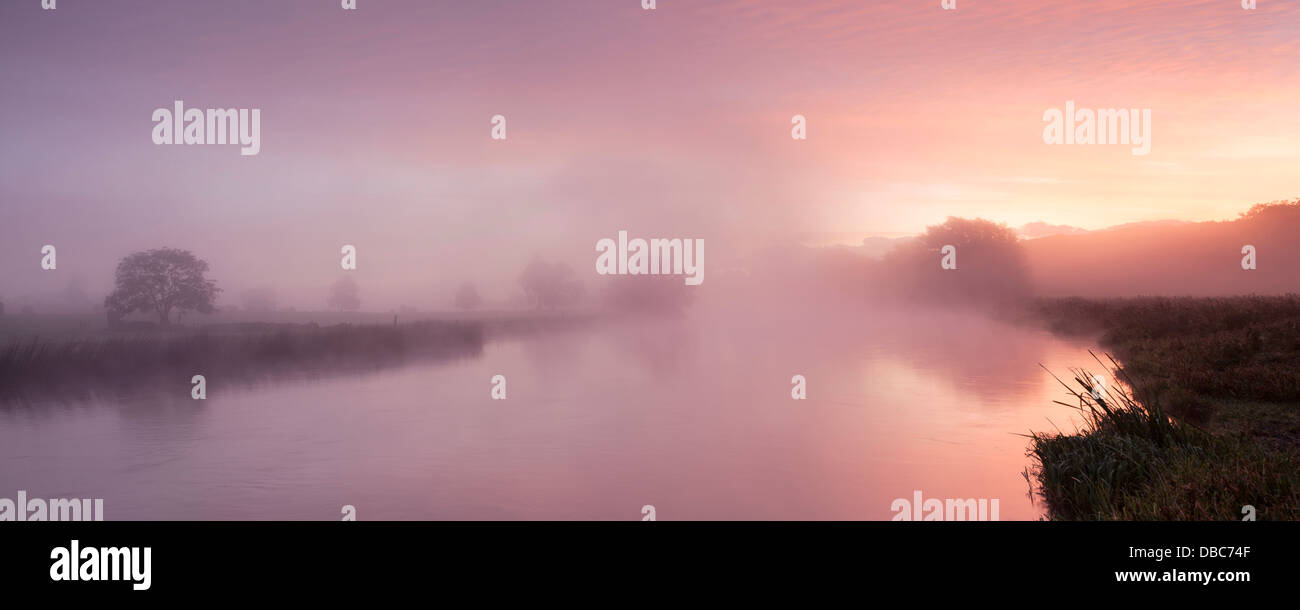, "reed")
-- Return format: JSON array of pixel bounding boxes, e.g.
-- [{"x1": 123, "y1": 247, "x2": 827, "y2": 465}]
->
[{"x1": 1027, "y1": 351, "x2": 1300, "y2": 520}]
